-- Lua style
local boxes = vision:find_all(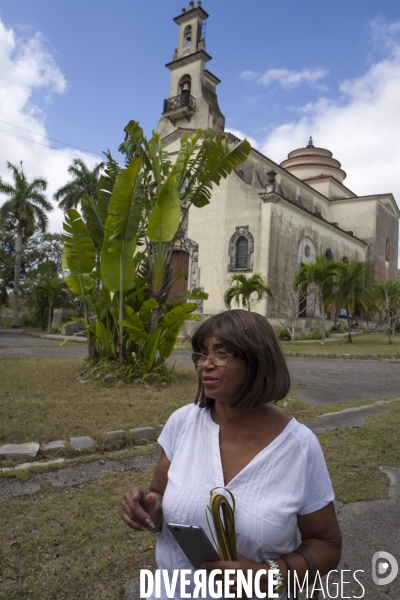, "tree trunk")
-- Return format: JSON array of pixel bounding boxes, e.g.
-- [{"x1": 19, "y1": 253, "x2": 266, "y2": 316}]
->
[
  {"x1": 149, "y1": 307, "x2": 160, "y2": 336},
  {"x1": 347, "y1": 314, "x2": 352, "y2": 342},
  {"x1": 320, "y1": 294, "x2": 326, "y2": 345},
  {"x1": 12, "y1": 224, "x2": 23, "y2": 328},
  {"x1": 291, "y1": 321, "x2": 295, "y2": 344},
  {"x1": 47, "y1": 301, "x2": 52, "y2": 333}
]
